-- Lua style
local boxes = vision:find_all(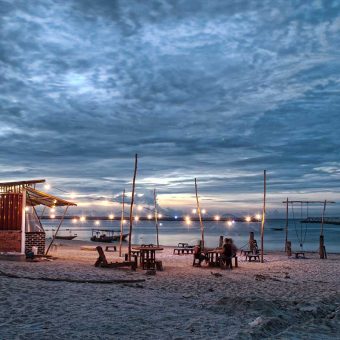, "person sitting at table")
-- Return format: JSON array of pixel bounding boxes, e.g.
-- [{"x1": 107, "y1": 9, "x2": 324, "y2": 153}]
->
[
  {"x1": 193, "y1": 240, "x2": 206, "y2": 266},
  {"x1": 221, "y1": 238, "x2": 233, "y2": 270},
  {"x1": 230, "y1": 238, "x2": 238, "y2": 257}
]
